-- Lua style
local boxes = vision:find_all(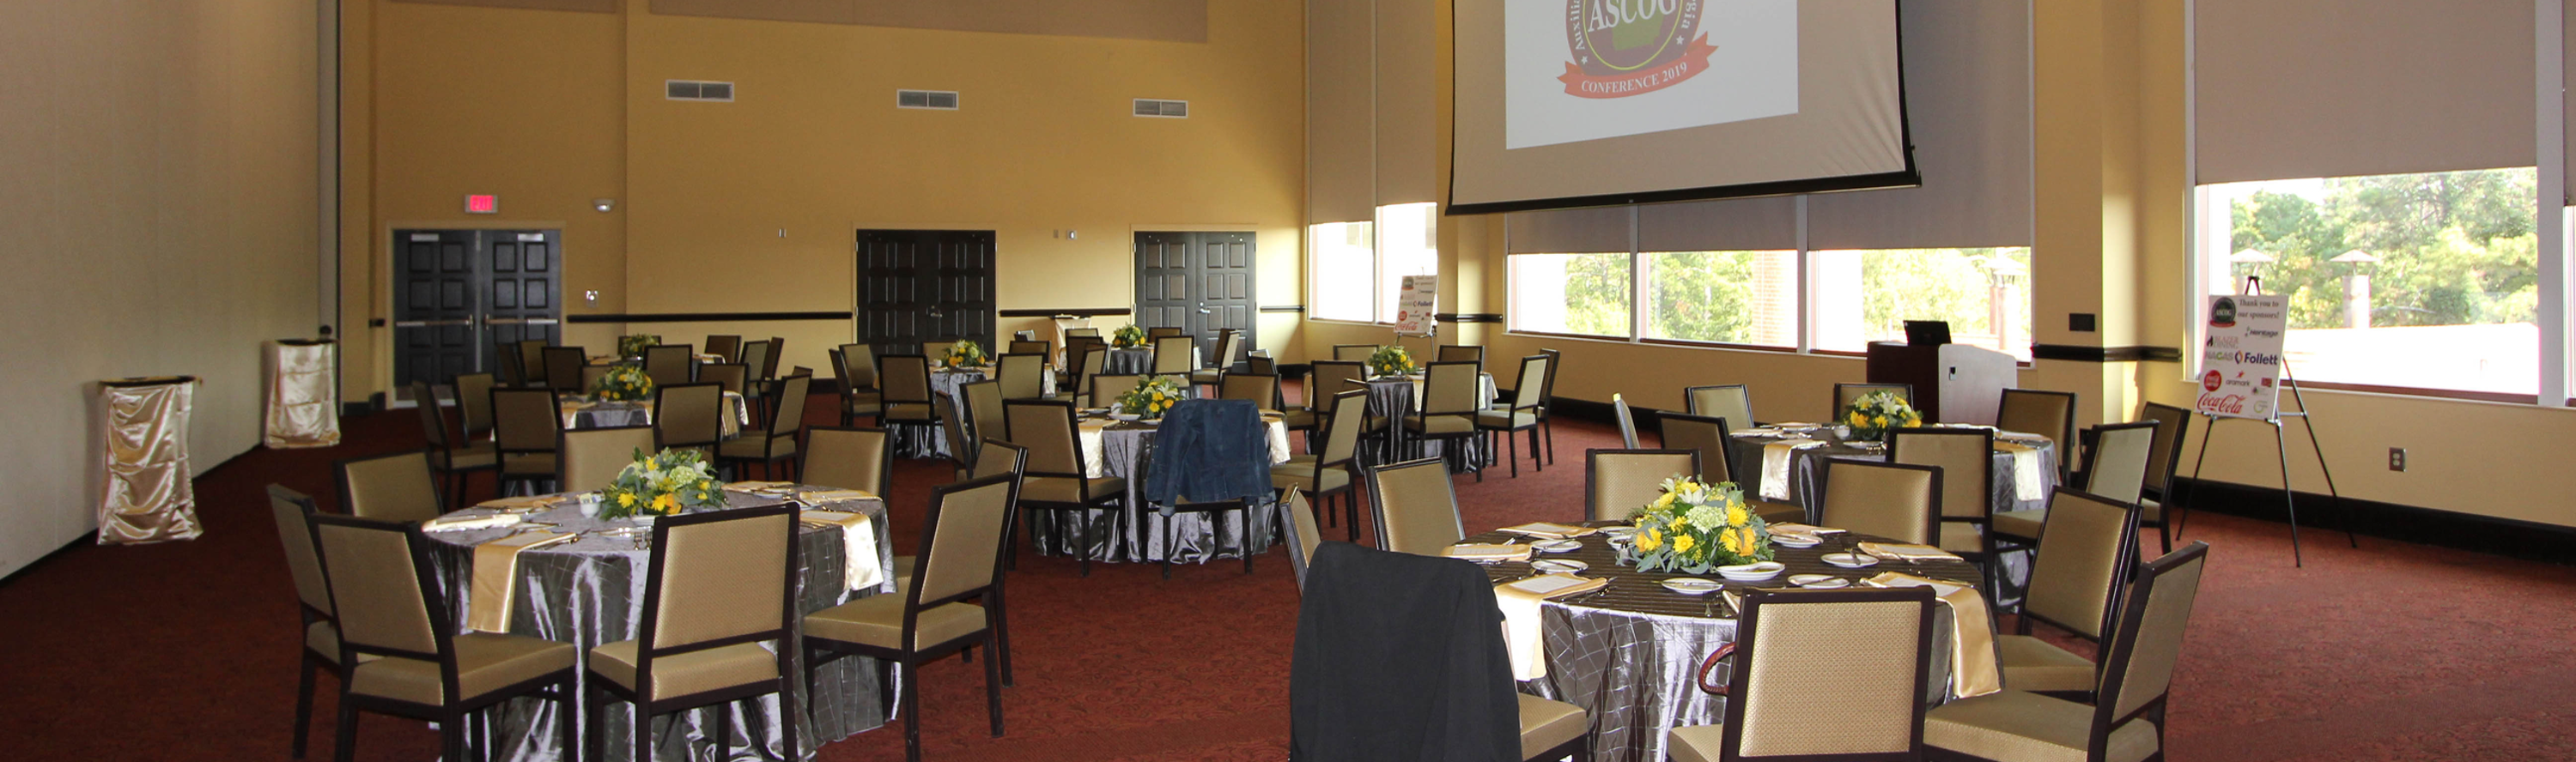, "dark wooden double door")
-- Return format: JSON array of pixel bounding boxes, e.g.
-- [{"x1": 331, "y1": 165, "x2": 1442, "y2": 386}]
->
[
  {"x1": 857, "y1": 229, "x2": 996, "y2": 354},
  {"x1": 392, "y1": 229, "x2": 561, "y2": 390},
  {"x1": 1134, "y1": 232, "x2": 1256, "y2": 360}
]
